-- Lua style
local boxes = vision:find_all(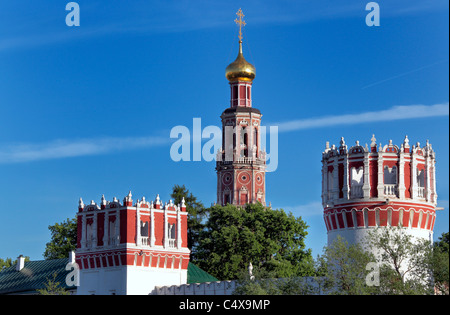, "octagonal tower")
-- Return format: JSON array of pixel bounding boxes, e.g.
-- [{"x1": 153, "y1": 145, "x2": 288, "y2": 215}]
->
[{"x1": 321, "y1": 135, "x2": 437, "y2": 247}]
